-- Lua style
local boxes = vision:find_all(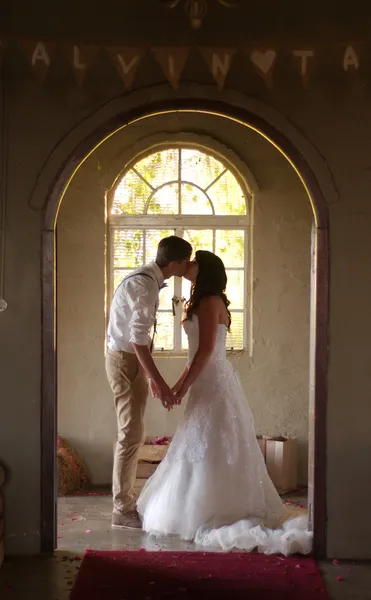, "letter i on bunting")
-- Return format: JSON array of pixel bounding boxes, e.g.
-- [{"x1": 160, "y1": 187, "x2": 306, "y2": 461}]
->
[
  {"x1": 152, "y1": 47, "x2": 190, "y2": 90},
  {"x1": 107, "y1": 47, "x2": 145, "y2": 89},
  {"x1": 20, "y1": 40, "x2": 56, "y2": 84}
]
